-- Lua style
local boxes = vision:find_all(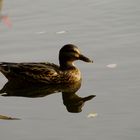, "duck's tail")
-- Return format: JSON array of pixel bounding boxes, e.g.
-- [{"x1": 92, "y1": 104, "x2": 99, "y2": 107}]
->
[{"x1": 0, "y1": 62, "x2": 16, "y2": 80}]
